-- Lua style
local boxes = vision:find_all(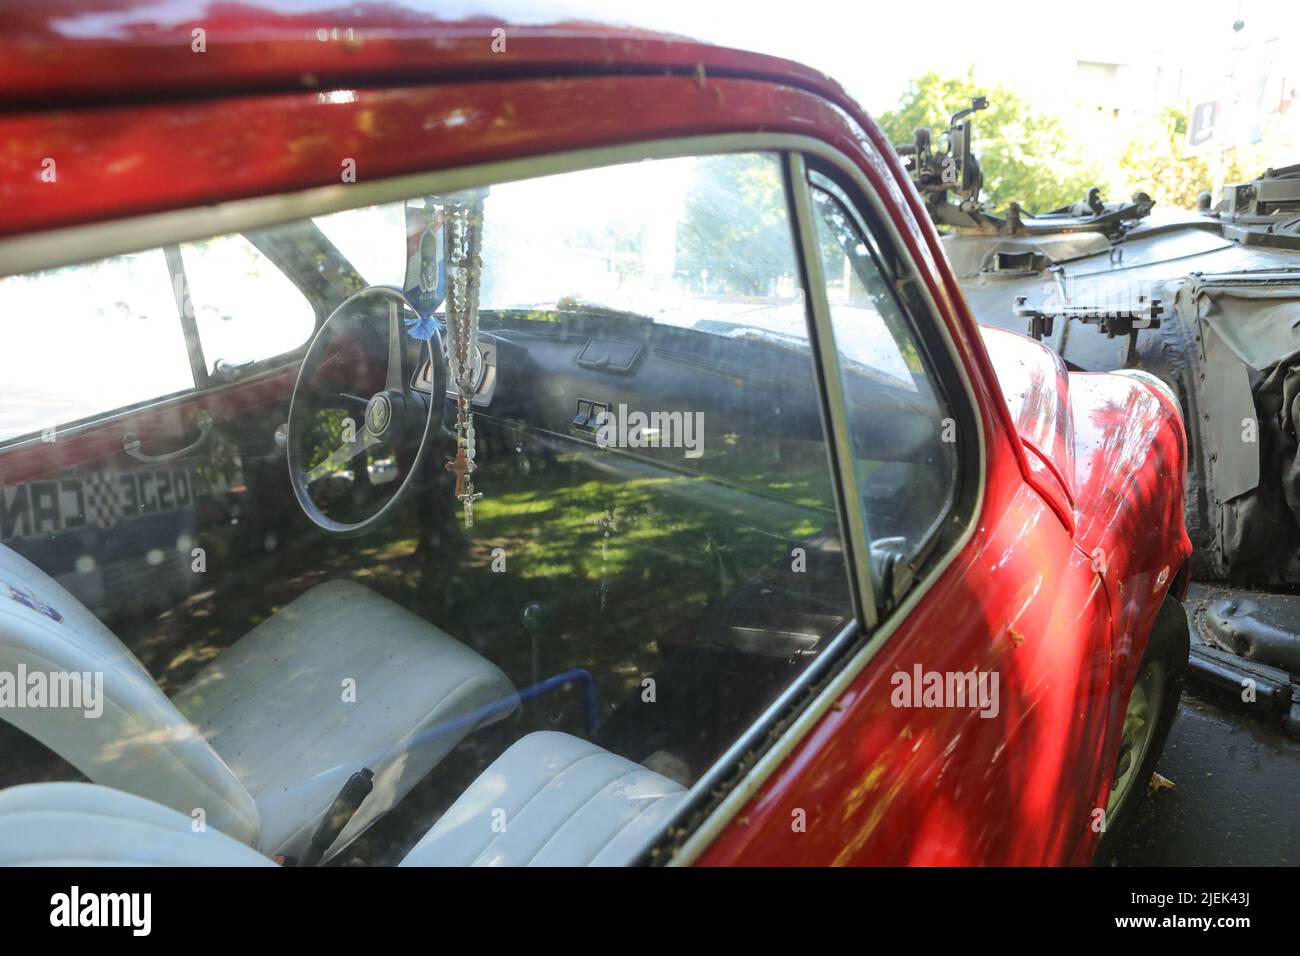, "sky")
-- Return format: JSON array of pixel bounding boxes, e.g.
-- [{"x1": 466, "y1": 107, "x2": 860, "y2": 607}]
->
[
  {"x1": 48, "y1": 1, "x2": 1300, "y2": 116},
  {"x1": 533, "y1": 0, "x2": 1300, "y2": 114}
]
